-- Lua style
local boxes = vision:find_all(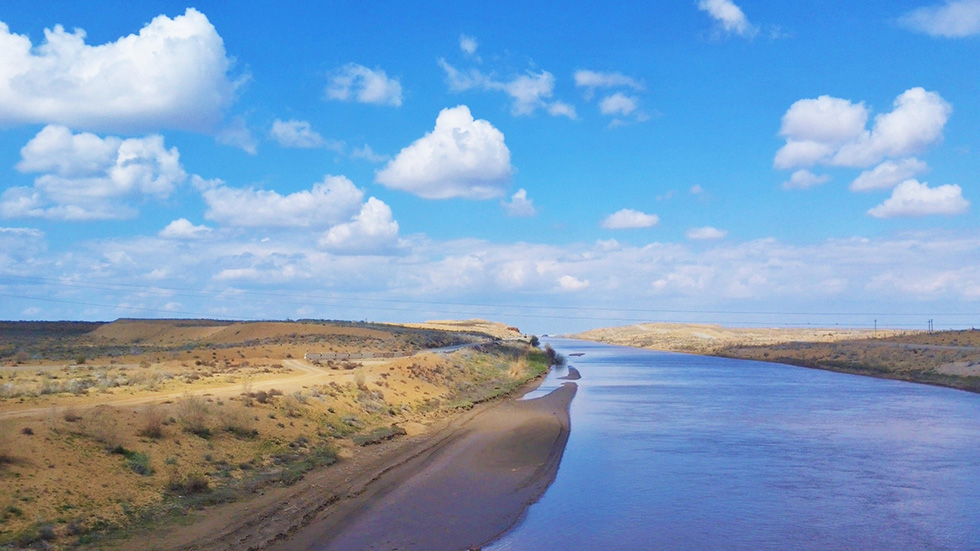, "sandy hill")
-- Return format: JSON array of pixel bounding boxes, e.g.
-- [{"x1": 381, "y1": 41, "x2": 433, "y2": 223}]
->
[
  {"x1": 400, "y1": 319, "x2": 524, "y2": 340},
  {"x1": 88, "y1": 319, "x2": 394, "y2": 347}
]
